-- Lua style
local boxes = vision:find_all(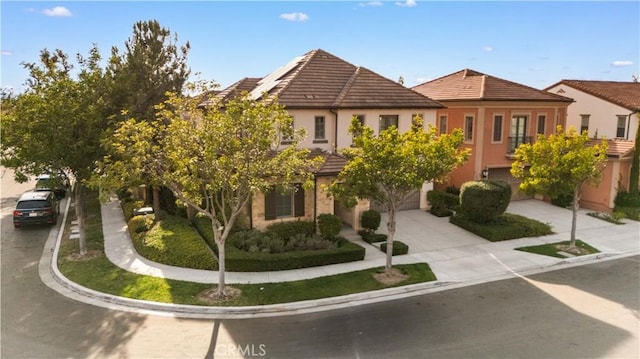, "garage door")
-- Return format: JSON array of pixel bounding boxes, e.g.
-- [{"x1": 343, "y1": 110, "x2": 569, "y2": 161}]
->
[{"x1": 370, "y1": 190, "x2": 421, "y2": 213}]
